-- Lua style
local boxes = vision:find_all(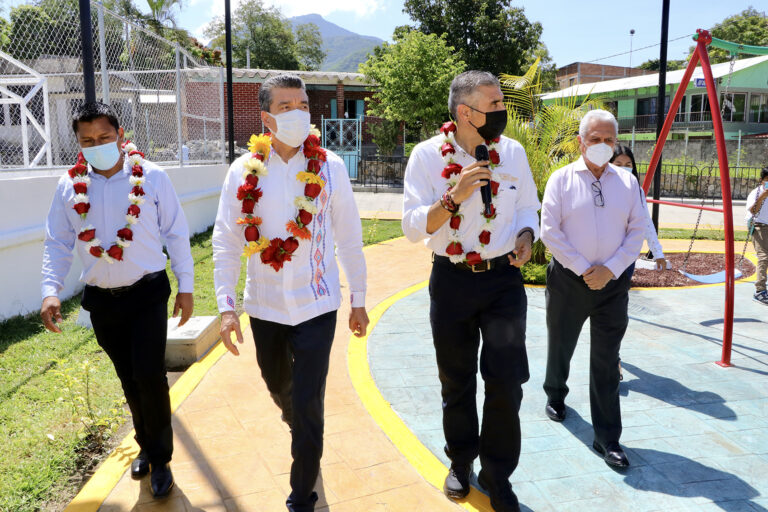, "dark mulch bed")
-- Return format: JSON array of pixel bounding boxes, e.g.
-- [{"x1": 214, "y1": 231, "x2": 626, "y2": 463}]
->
[{"x1": 631, "y1": 252, "x2": 755, "y2": 288}]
